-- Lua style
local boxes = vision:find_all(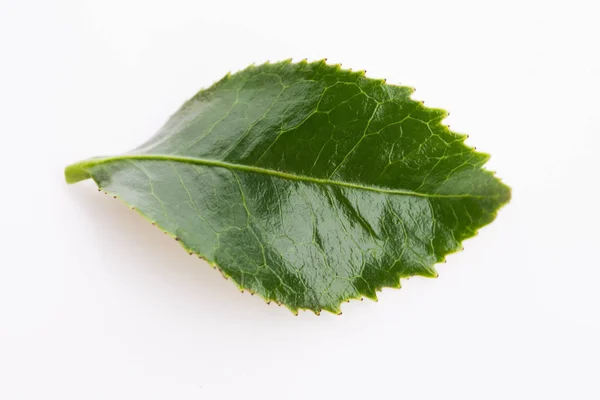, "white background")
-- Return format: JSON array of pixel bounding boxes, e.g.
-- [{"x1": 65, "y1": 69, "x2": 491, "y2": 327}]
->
[{"x1": 1, "y1": 0, "x2": 599, "y2": 398}]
